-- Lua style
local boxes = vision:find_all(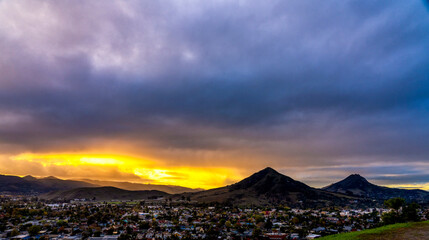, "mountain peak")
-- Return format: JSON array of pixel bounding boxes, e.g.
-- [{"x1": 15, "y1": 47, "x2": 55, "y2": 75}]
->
[
  {"x1": 344, "y1": 174, "x2": 368, "y2": 183},
  {"x1": 348, "y1": 173, "x2": 363, "y2": 178},
  {"x1": 23, "y1": 175, "x2": 37, "y2": 181},
  {"x1": 43, "y1": 176, "x2": 60, "y2": 180},
  {"x1": 323, "y1": 174, "x2": 429, "y2": 202},
  {"x1": 336, "y1": 173, "x2": 371, "y2": 187},
  {"x1": 323, "y1": 173, "x2": 373, "y2": 194},
  {"x1": 230, "y1": 167, "x2": 311, "y2": 193},
  {"x1": 258, "y1": 167, "x2": 279, "y2": 175},
  {"x1": 189, "y1": 167, "x2": 323, "y2": 206}
]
